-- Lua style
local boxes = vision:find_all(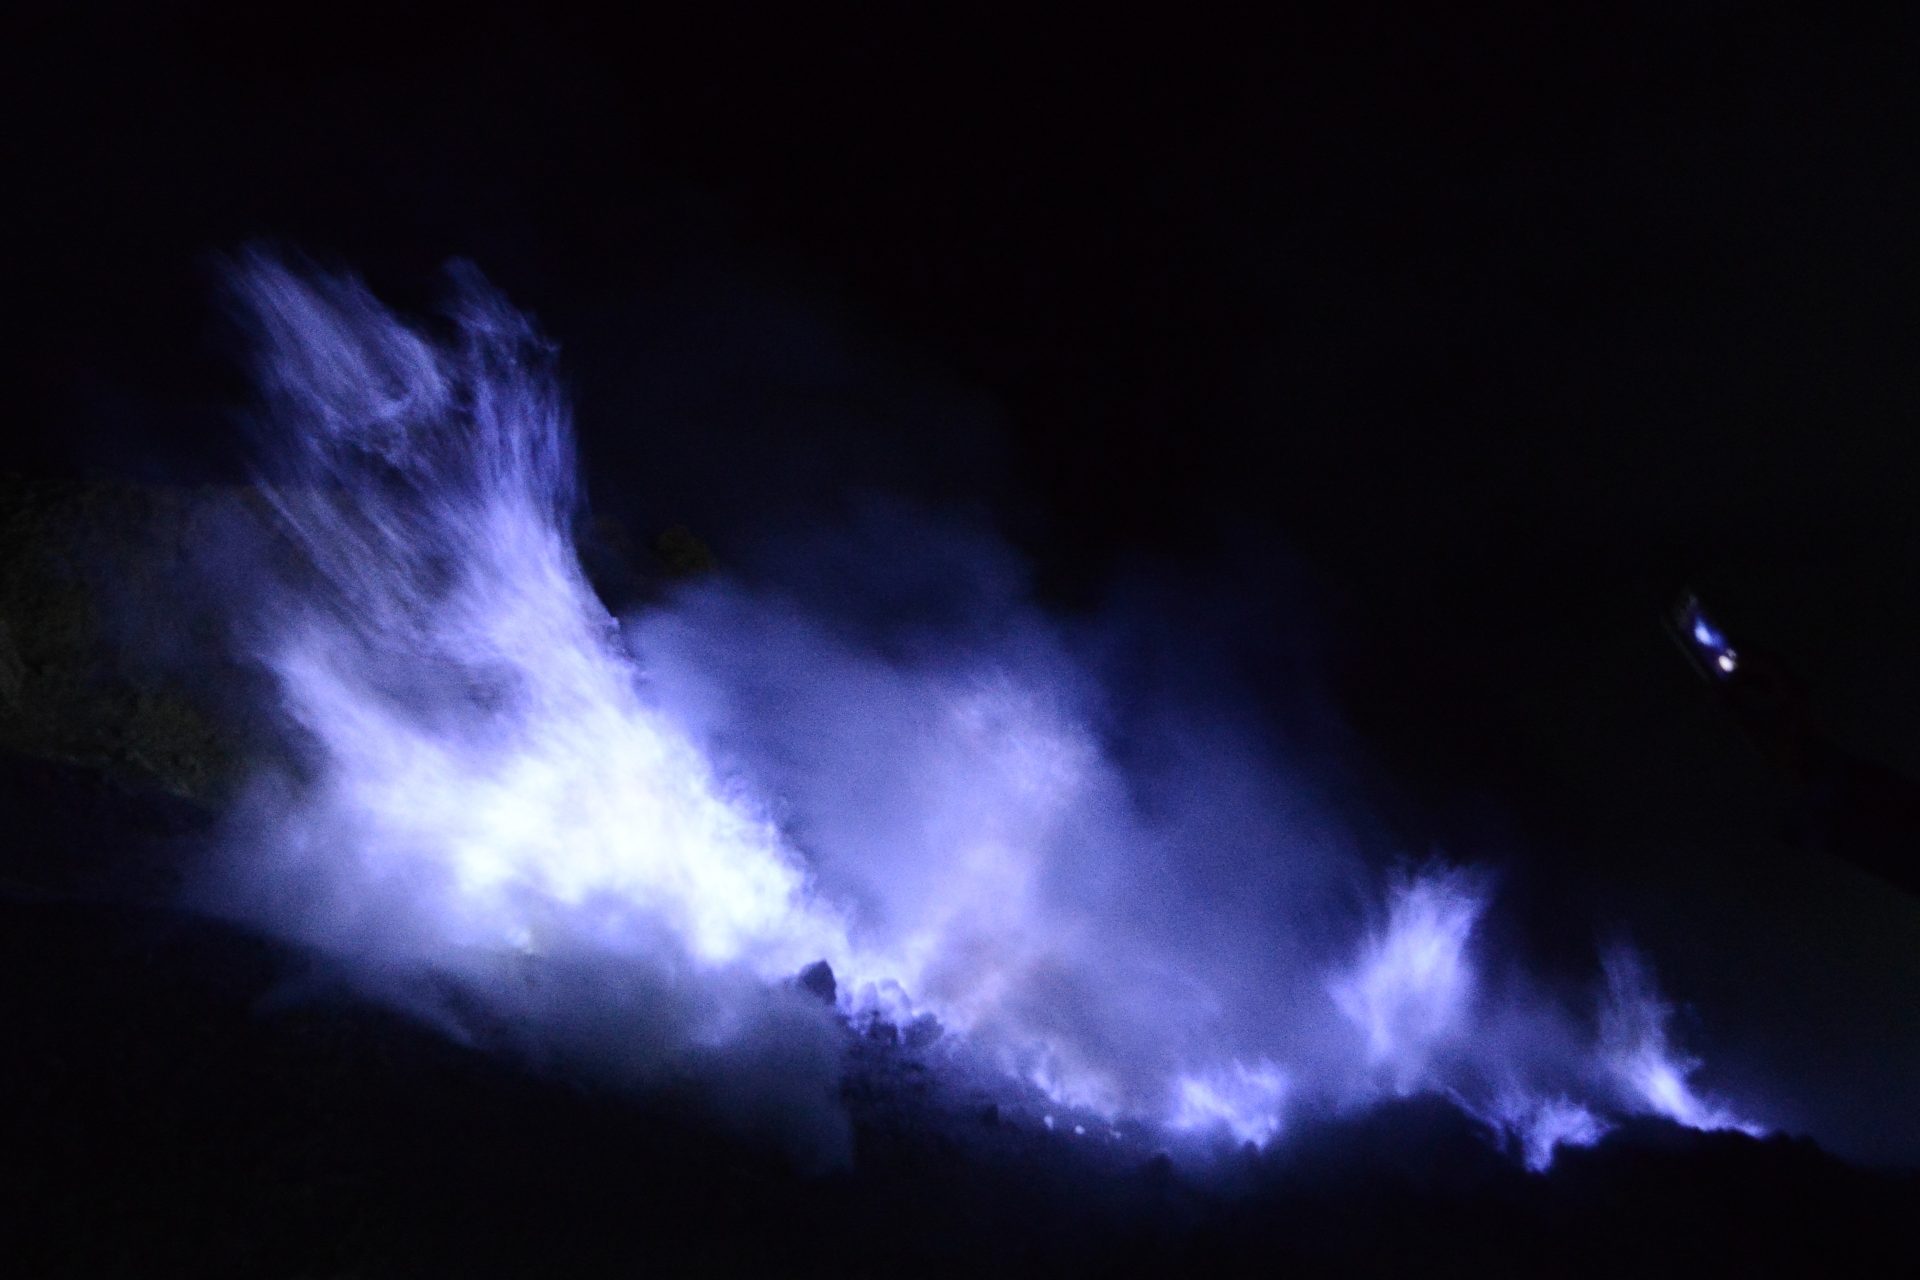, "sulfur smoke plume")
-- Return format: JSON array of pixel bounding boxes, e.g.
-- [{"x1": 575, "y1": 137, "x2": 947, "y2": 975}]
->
[{"x1": 191, "y1": 253, "x2": 1759, "y2": 1169}]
